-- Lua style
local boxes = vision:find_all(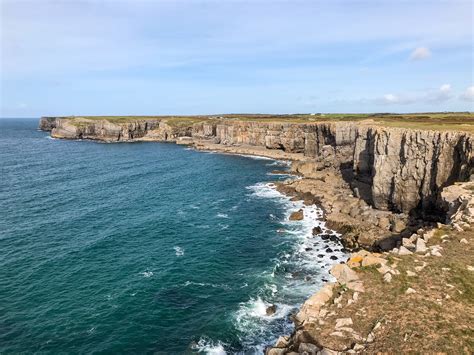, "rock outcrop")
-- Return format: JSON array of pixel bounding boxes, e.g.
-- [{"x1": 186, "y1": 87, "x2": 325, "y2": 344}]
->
[{"x1": 39, "y1": 116, "x2": 474, "y2": 219}]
